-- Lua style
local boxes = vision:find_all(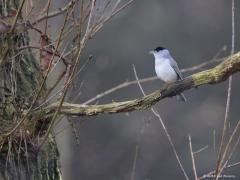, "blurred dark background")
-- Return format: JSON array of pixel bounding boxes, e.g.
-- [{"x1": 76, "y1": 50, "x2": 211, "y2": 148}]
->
[{"x1": 50, "y1": 0, "x2": 240, "y2": 179}]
